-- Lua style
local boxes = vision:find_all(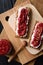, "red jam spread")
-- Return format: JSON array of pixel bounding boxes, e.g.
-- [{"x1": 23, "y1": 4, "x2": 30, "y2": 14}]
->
[
  {"x1": 30, "y1": 22, "x2": 43, "y2": 47},
  {"x1": 17, "y1": 8, "x2": 29, "y2": 36},
  {"x1": 0, "y1": 39, "x2": 11, "y2": 55}
]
